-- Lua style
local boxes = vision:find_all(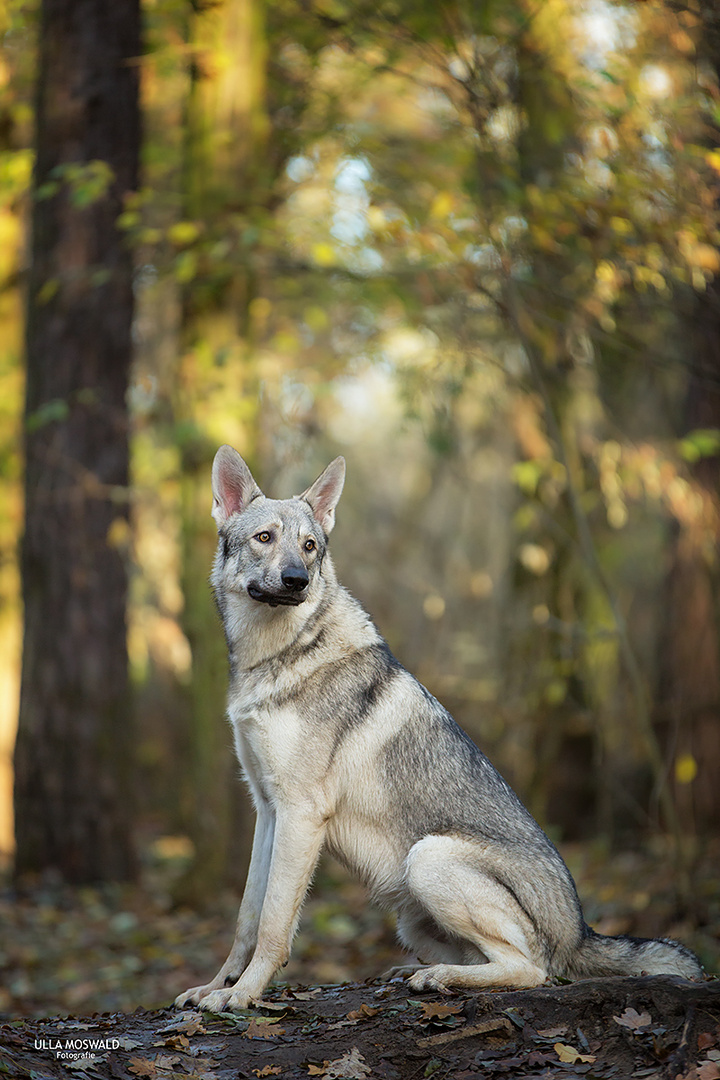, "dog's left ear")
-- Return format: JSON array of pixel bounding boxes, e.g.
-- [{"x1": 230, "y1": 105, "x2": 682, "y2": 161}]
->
[{"x1": 299, "y1": 457, "x2": 346, "y2": 535}]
